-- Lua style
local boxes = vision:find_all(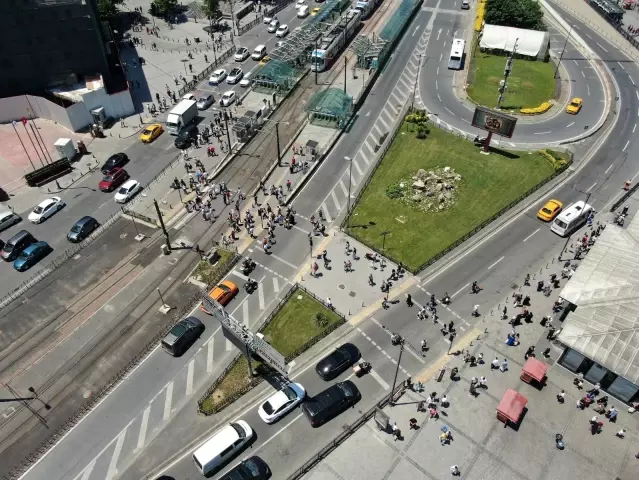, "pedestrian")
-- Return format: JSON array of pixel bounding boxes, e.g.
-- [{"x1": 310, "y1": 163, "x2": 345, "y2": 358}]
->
[
  {"x1": 286, "y1": 179, "x2": 292, "y2": 191},
  {"x1": 616, "y1": 428, "x2": 626, "y2": 438},
  {"x1": 409, "y1": 418, "x2": 418, "y2": 430},
  {"x1": 556, "y1": 389, "x2": 565, "y2": 403},
  {"x1": 441, "y1": 394, "x2": 449, "y2": 408},
  {"x1": 189, "y1": 63, "x2": 193, "y2": 72},
  {"x1": 524, "y1": 345, "x2": 535, "y2": 360},
  {"x1": 406, "y1": 294, "x2": 413, "y2": 306},
  {"x1": 472, "y1": 304, "x2": 480, "y2": 316},
  {"x1": 606, "y1": 406, "x2": 618, "y2": 422},
  {"x1": 352, "y1": 247, "x2": 357, "y2": 259},
  {"x1": 479, "y1": 376, "x2": 487, "y2": 388},
  {"x1": 500, "y1": 359, "x2": 508, "y2": 372},
  {"x1": 327, "y1": 297, "x2": 333, "y2": 309},
  {"x1": 450, "y1": 465, "x2": 460, "y2": 476},
  {"x1": 392, "y1": 422, "x2": 401, "y2": 441}
]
